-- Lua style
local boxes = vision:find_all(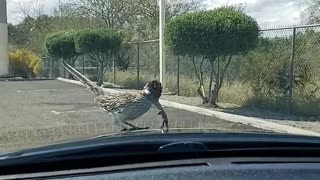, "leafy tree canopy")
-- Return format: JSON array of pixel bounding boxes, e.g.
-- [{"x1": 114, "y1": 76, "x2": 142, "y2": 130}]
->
[
  {"x1": 45, "y1": 31, "x2": 78, "y2": 60},
  {"x1": 75, "y1": 29, "x2": 123, "y2": 54},
  {"x1": 165, "y1": 7, "x2": 260, "y2": 57}
]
